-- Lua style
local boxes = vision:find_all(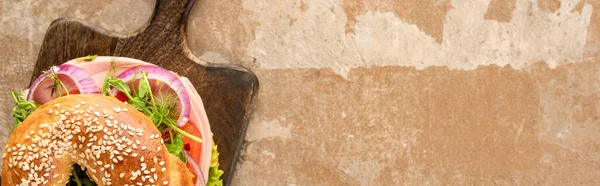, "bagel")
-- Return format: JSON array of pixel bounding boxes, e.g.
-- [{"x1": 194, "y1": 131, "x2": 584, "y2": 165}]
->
[{"x1": 1, "y1": 94, "x2": 193, "y2": 185}]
